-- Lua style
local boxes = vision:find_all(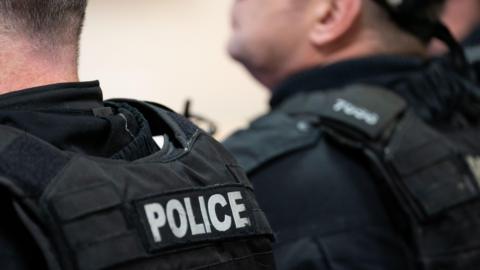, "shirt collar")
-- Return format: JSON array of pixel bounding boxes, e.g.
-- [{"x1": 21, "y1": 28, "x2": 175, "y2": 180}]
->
[
  {"x1": 0, "y1": 81, "x2": 103, "y2": 111},
  {"x1": 270, "y1": 55, "x2": 425, "y2": 108},
  {"x1": 0, "y1": 81, "x2": 146, "y2": 159}
]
